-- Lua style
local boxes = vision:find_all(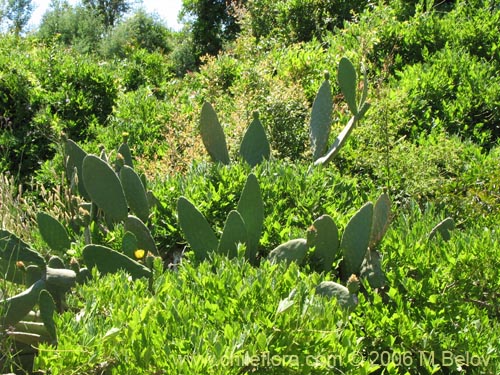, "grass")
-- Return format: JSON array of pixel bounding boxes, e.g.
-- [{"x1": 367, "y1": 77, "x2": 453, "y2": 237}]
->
[{"x1": 30, "y1": 201, "x2": 500, "y2": 374}]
